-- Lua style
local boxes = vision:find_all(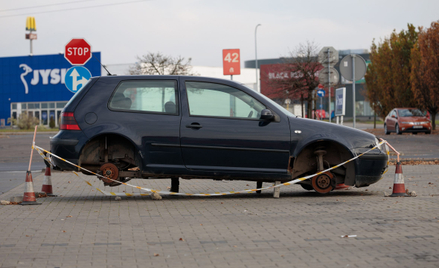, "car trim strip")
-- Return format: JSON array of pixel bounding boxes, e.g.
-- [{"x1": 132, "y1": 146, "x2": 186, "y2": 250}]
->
[{"x1": 151, "y1": 143, "x2": 289, "y2": 153}]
